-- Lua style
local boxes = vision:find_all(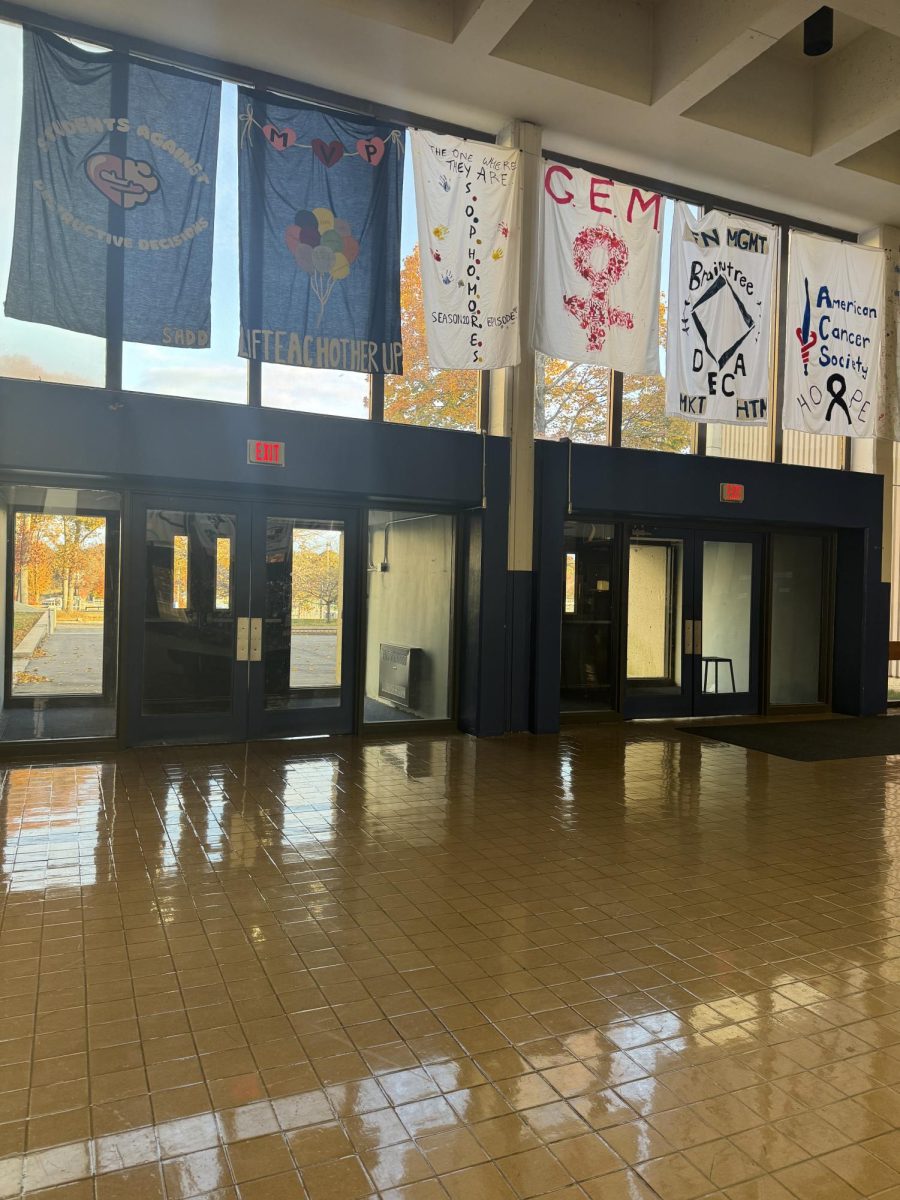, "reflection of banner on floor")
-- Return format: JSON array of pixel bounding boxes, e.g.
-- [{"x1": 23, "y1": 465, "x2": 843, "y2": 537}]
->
[
  {"x1": 665, "y1": 203, "x2": 777, "y2": 425},
  {"x1": 783, "y1": 232, "x2": 885, "y2": 438},
  {"x1": 238, "y1": 91, "x2": 403, "y2": 375},
  {"x1": 5, "y1": 30, "x2": 219, "y2": 346},
  {"x1": 534, "y1": 161, "x2": 664, "y2": 375}
]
